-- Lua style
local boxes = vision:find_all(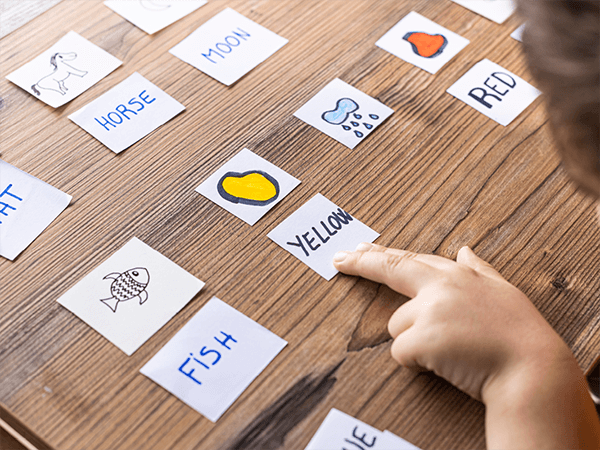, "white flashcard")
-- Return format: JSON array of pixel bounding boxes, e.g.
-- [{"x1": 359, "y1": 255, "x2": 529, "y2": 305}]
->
[
  {"x1": 511, "y1": 24, "x2": 525, "y2": 42},
  {"x1": 451, "y1": 0, "x2": 516, "y2": 24},
  {"x1": 294, "y1": 79, "x2": 394, "y2": 150},
  {"x1": 376, "y1": 11, "x2": 470, "y2": 74},
  {"x1": 446, "y1": 59, "x2": 541, "y2": 126},
  {"x1": 104, "y1": 0, "x2": 207, "y2": 35},
  {"x1": 304, "y1": 409, "x2": 383, "y2": 450},
  {"x1": 57, "y1": 237, "x2": 204, "y2": 356},
  {"x1": 0, "y1": 161, "x2": 71, "y2": 261},
  {"x1": 6, "y1": 31, "x2": 122, "y2": 108},
  {"x1": 140, "y1": 296, "x2": 287, "y2": 422},
  {"x1": 379, "y1": 431, "x2": 422, "y2": 450},
  {"x1": 169, "y1": 7, "x2": 288, "y2": 86},
  {"x1": 195, "y1": 148, "x2": 300, "y2": 226},
  {"x1": 69, "y1": 72, "x2": 185, "y2": 153},
  {"x1": 267, "y1": 194, "x2": 379, "y2": 280}
]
